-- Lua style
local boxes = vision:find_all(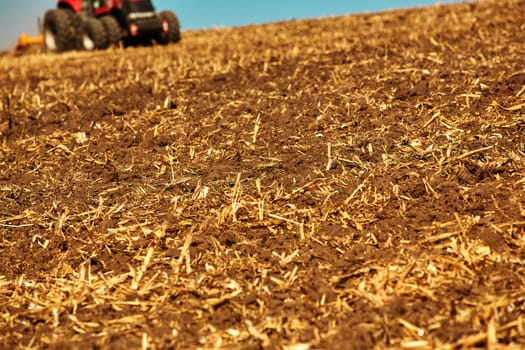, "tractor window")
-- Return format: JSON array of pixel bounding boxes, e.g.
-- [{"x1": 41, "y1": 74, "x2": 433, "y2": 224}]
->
[{"x1": 82, "y1": 0, "x2": 103, "y2": 9}]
